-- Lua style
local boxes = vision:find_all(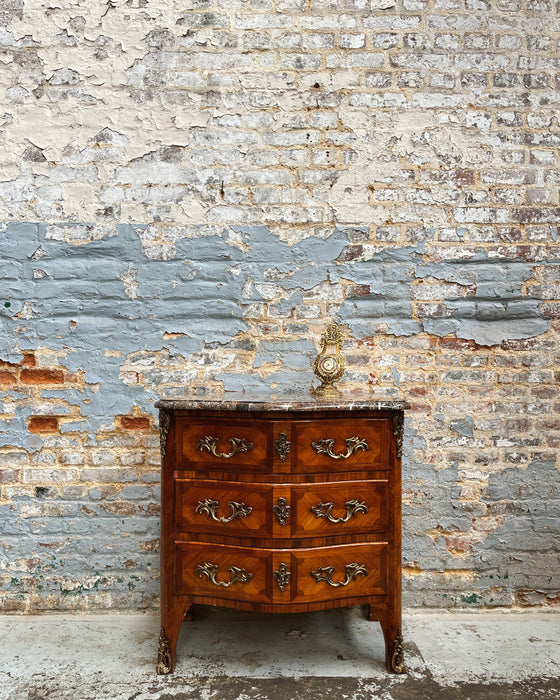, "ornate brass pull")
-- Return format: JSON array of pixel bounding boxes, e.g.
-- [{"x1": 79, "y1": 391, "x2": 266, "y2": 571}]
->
[
  {"x1": 311, "y1": 436, "x2": 369, "y2": 460},
  {"x1": 273, "y1": 497, "x2": 290, "y2": 525},
  {"x1": 274, "y1": 432, "x2": 291, "y2": 461},
  {"x1": 311, "y1": 499, "x2": 368, "y2": 523},
  {"x1": 195, "y1": 562, "x2": 253, "y2": 588},
  {"x1": 311, "y1": 562, "x2": 369, "y2": 588},
  {"x1": 273, "y1": 562, "x2": 291, "y2": 592},
  {"x1": 197, "y1": 435, "x2": 253, "y2": 459},
  {"x1": 195, "y1": 498, "x2": 252, "y2": 523}
]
